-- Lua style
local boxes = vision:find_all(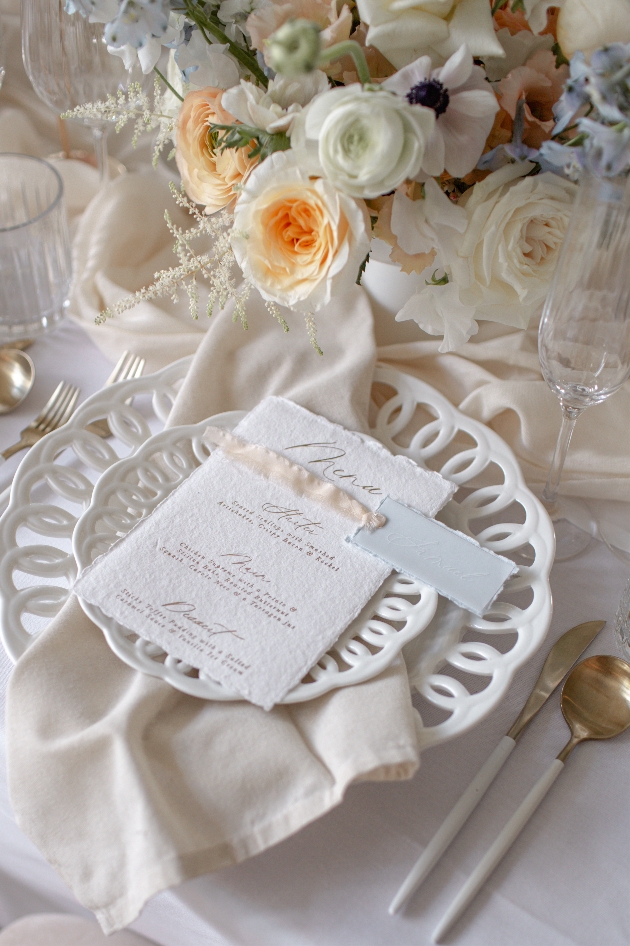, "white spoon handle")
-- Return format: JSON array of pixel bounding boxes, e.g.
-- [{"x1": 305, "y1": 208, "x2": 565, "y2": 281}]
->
[
  {"x1": 433, "y1": 758, "x2": 565, "y2": 943},
  {"x1": 389, "y1": 735, "x2": 516, "y2": 915}
]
